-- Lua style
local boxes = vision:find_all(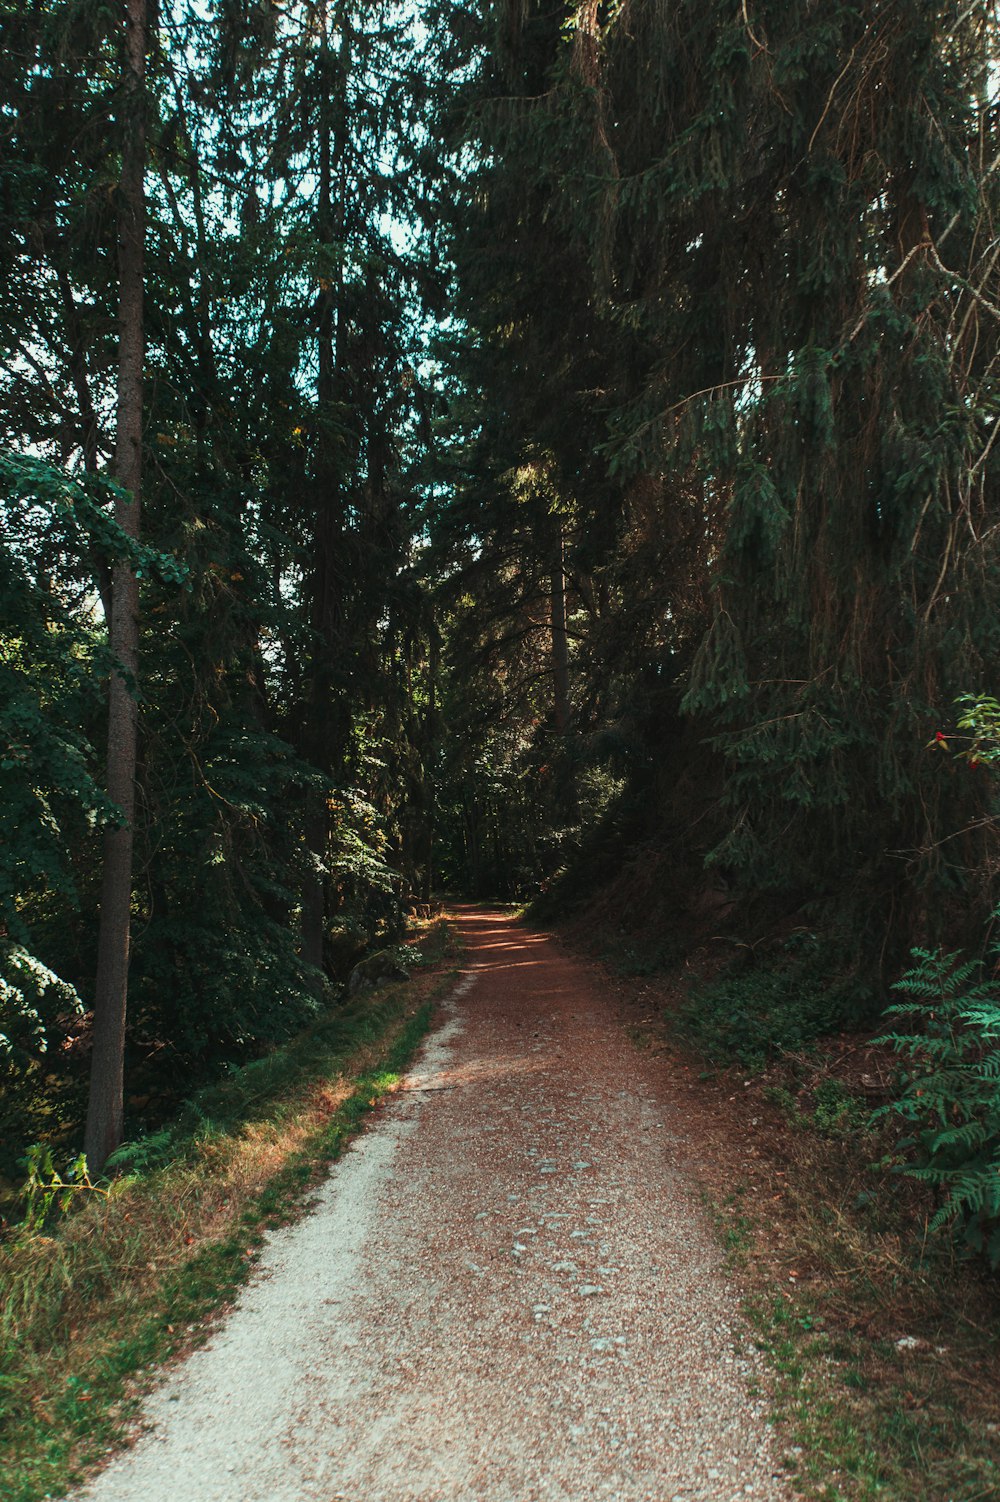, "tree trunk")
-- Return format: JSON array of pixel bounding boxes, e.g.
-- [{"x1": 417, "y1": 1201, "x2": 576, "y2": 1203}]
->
[
  {"x1": 551, "y1": 525, "x2": 571, "y2": 735},
  {"x1": 420, "y1": 623, "x2": 439, "y2": 904},
  {"x1": 85, "y1": 0, "x2": 147, "y2": 1173},
  {"x1": 301, "y1": 3, "x2": 351, "y2": 973}
]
